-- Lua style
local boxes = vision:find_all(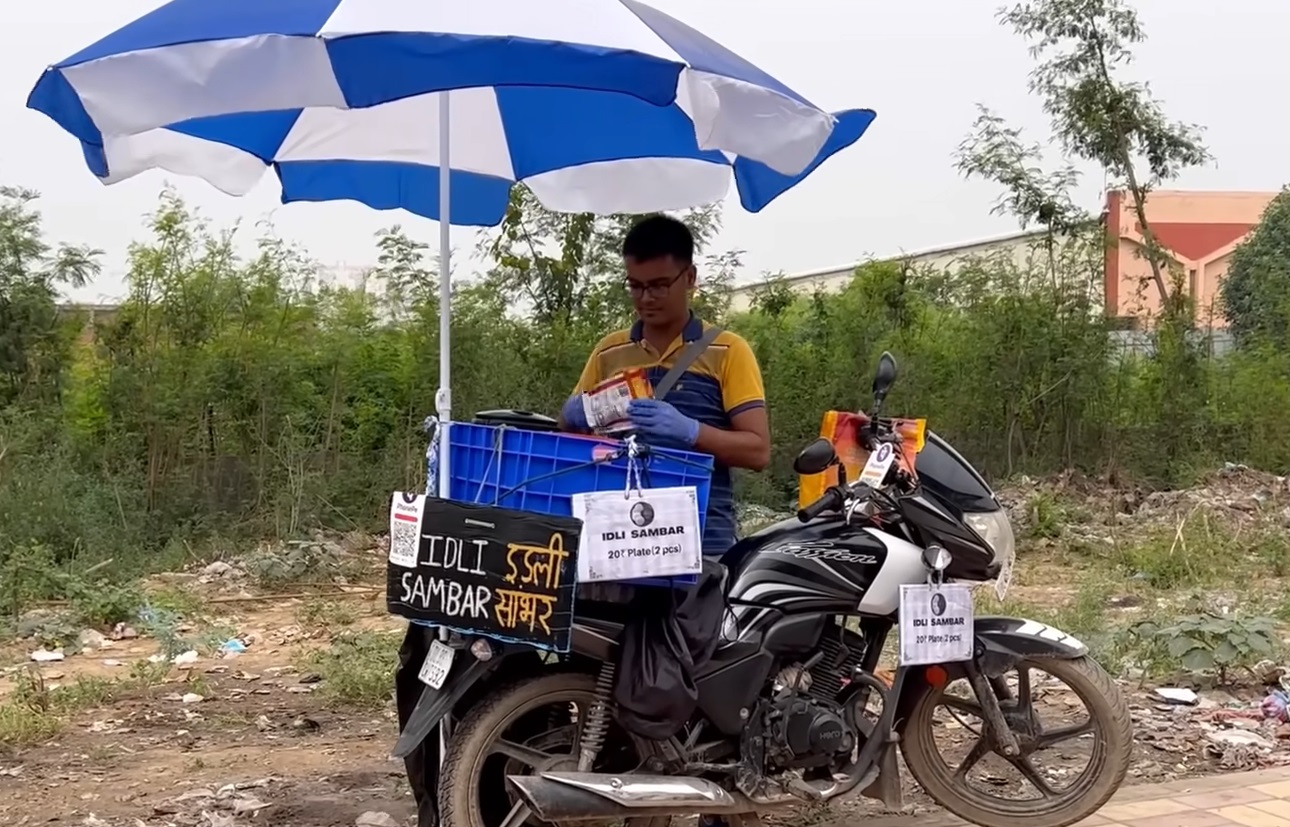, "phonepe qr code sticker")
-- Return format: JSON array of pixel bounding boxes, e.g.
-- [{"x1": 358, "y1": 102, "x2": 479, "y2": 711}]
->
[{"x1": 389, "y1": 493, "x2": 426, "y2": 568}]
